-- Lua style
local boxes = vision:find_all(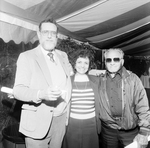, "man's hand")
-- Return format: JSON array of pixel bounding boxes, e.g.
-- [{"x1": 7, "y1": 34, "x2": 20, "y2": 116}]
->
[
  {"x1": 39, "y1": 86, "x2": 62, "y2": 101},
  {"x1": 133, "y1": 133, "x2": 149, "y2": 148}
]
